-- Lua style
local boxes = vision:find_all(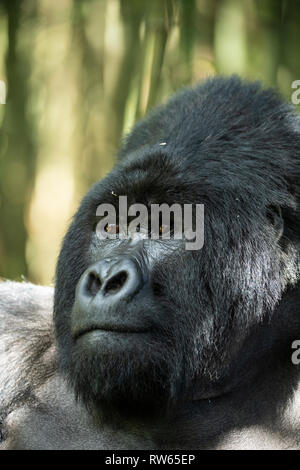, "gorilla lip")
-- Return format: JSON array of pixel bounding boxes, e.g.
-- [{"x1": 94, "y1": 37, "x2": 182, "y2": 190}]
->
[{"x1": 74, "y1": 324, "x2": 150, "y2": 340}]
